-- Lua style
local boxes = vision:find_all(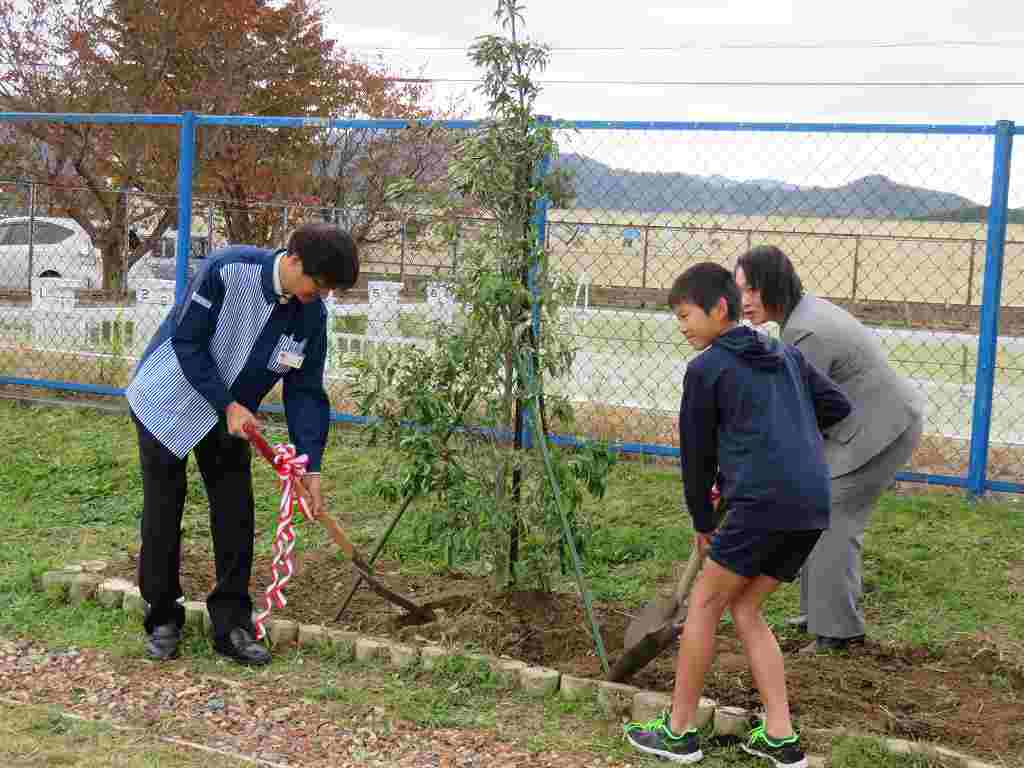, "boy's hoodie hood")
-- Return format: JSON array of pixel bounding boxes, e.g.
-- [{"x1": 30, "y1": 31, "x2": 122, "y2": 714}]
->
[{"x1": 713, "y1": 325, "x2": 785, "y2": 370}]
